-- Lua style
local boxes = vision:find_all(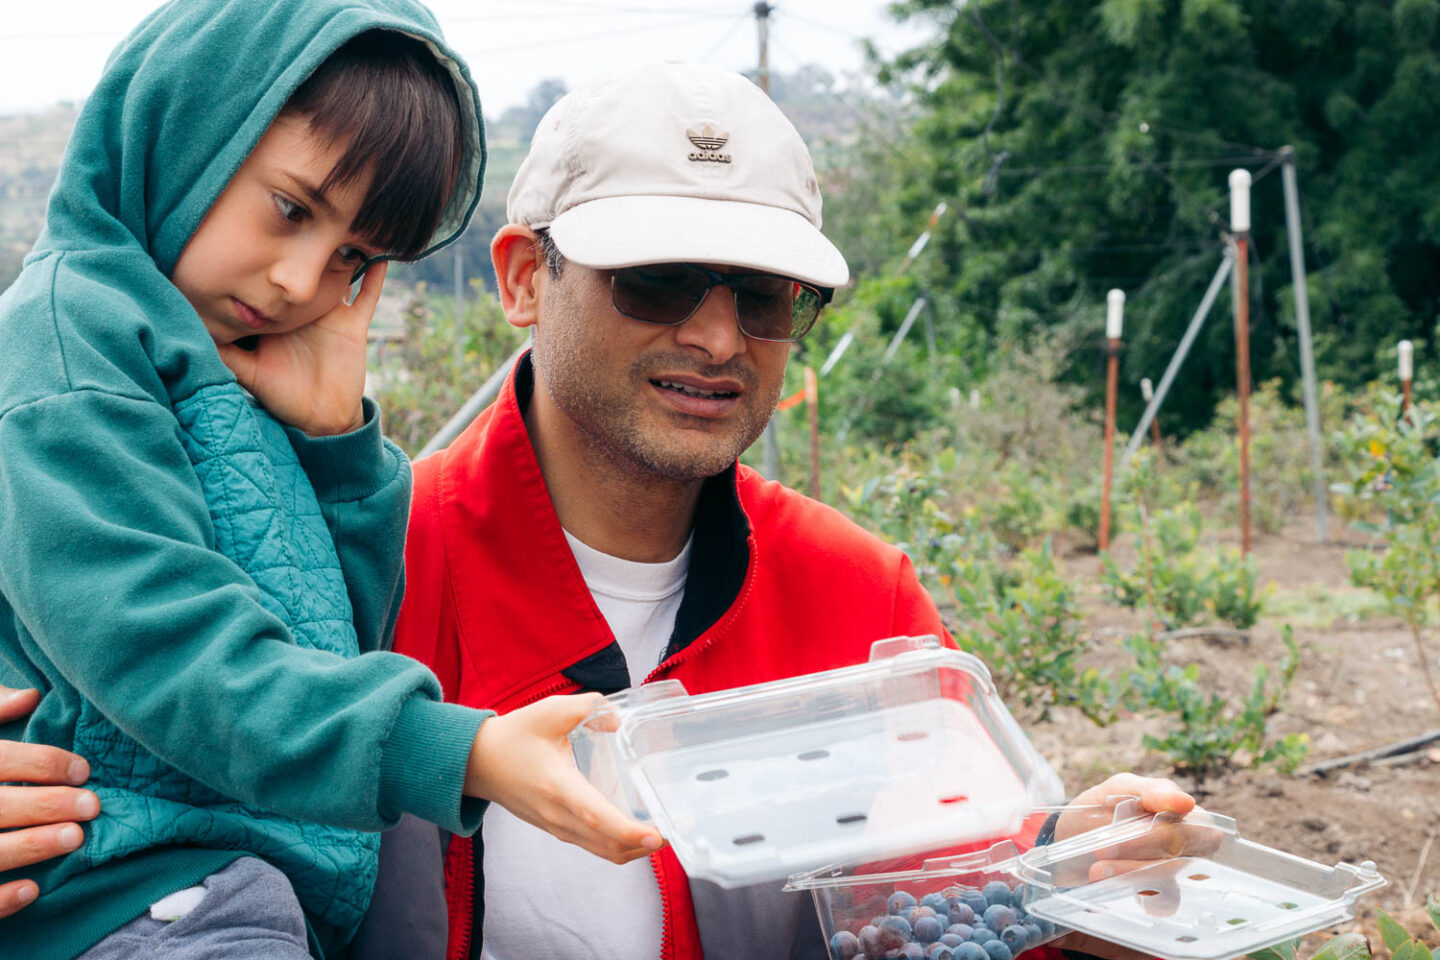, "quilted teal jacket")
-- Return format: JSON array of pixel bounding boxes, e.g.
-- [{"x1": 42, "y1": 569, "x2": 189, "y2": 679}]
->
[{"x1": 0, "y1": 1, "x2": 488, "y2": 956}]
